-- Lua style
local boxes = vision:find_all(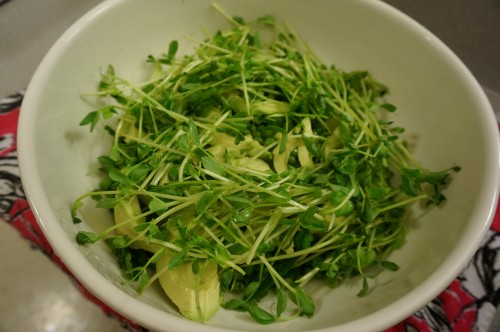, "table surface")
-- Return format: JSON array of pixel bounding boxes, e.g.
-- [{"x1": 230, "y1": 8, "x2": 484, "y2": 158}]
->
[{"x1": 1, "y1": 1, "x2": 499, "y2": 331}]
